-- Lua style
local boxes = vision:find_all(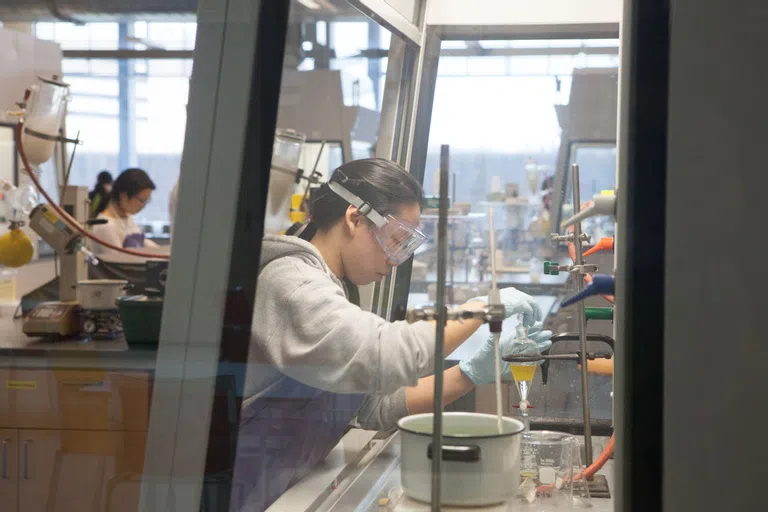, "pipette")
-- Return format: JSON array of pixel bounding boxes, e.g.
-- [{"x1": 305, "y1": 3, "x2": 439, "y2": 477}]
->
[{"x1": 487, "y1": 205, "x2": 504, "y2": 434}]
